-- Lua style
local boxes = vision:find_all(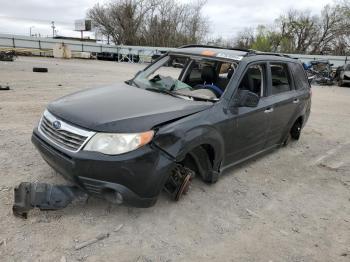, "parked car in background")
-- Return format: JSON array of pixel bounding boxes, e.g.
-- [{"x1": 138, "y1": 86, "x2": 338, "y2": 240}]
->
[
  {"x1": 31, "y1": 45, "x2": 312, "y2": 207},
  {"x1": 338, "y1": 64, "x2": 350, "y2": 87}
]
